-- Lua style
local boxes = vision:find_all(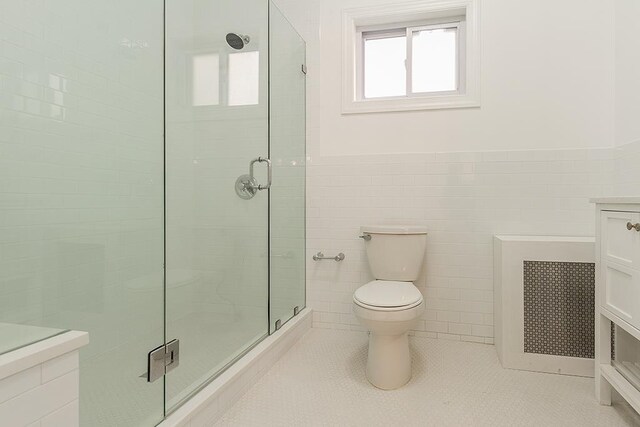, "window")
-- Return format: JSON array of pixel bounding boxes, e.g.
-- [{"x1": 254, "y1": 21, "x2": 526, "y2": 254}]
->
[
  {"x1": 362, "y1": 22, "x2": 461, "y2": 99},
  {"x1": 343, "y1": 0, "x2": 480, "y2": 113},
  {"x1": 363, "y1": 32, "x2": 407, "y2": 98}
]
